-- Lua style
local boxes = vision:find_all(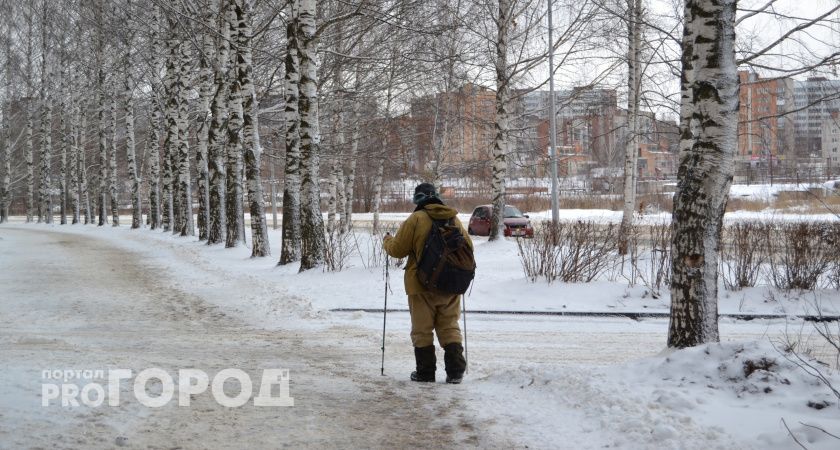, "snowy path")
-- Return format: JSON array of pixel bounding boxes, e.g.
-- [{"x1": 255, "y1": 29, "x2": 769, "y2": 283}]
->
[
  {"x1": 1, "y1": 225, "x2": 830, "y2": 449},
  {"x1": 0, "y1": 227, "x2": 498, "y2": 448}
]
